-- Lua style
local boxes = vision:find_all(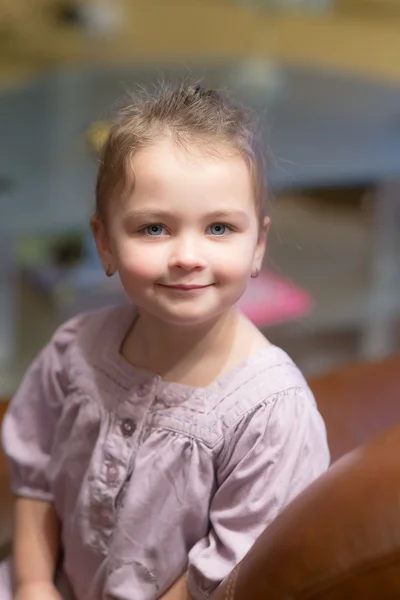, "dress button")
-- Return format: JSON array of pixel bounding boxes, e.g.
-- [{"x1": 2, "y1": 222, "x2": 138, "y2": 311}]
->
[
  {"x1": 120, "y1": 418, "x2": 136, "y2": 437},
  {"x1": 137, "y1": 383, "x2": 150, "y2": 397},
  {"x1": 106, "y1": 464, "x2": 119, "y2": 483},
  {"x1": 99, "y1": 507, "x2": 114, "y2": 527}
]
